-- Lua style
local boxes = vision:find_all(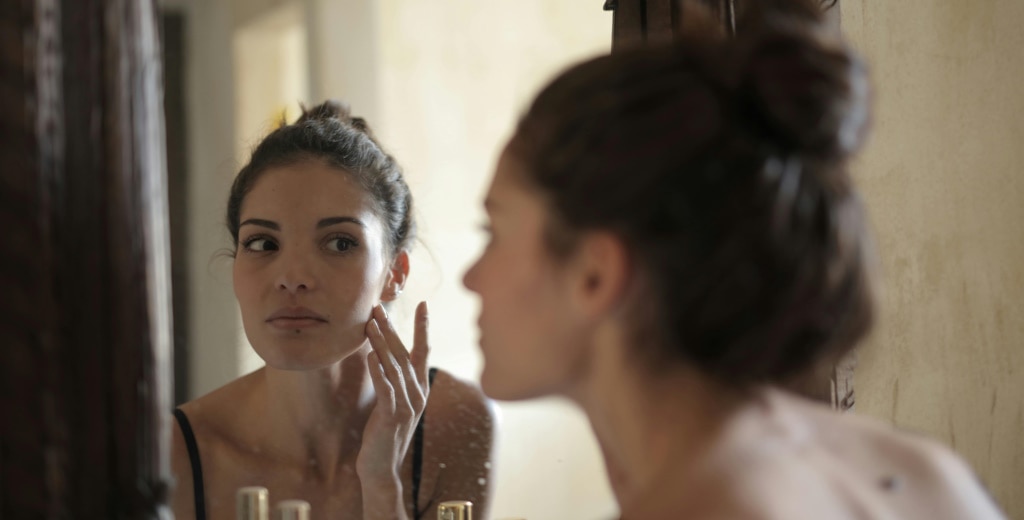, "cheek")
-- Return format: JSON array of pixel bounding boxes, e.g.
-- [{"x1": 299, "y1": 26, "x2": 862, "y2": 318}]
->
[
  {"x1": 232, "y1": 262, "x2": 259, "y2": 310},
  {"x1": 475, "y1": 244, "x2": 592, "y2": 398},
  {"x1": 324, "y1": 260, "x2": 384, "y2": 315},
  {"x1": 483, "y1": 255, "x2": 572, "y2": 352}
]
